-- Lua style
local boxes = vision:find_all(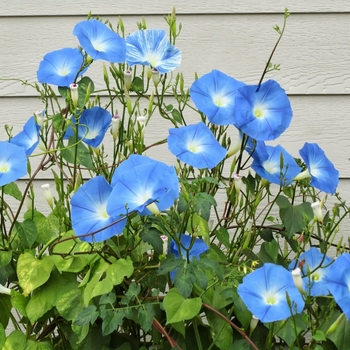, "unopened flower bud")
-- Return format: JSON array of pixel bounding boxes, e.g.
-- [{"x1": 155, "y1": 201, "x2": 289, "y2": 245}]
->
[
  {"x1": 311, "y1": 201, "x2": 323, "y2": 223},
  {"x1": 25, "y1": 195, "x2": 33, "y2": 211},
  {"x1": 34, "y1": 110, "x2": 44, "y2": 126},
  {"x1": 151, "y1": 68, "x2": 160, "y2": 87},
  {"x1": 234, "y1": 174, "x2": 243, "y2": 194},
  {"x1": 148, "y1": 92, "x2": 154, "y2": 116},
  {"x1": 0, "y1": 283, "x2": 11, "y2": 295},
  {"x1": 70, "y1": 83, "x2": 79, "y2": 108},
  {"x1": 326, "y1": 313, "x2": 345, "y2": 335},
  {"x1": 137, "y1": 116, "x2": 146, "y2": 138},
  {"x1": 161, "y1": 235, "x2": 168, "y2": 255},
  {"x1": 111, "y1": 114, "x2": 121, "y2": 141},
  {"x1": 146, "y1": 66, "x2": 152, "y2": 80},
  {"x1": 41, "y1": 184, "x2": 53, "y2": 208},
  {"x1": 146, "y1": 202, "x2": 160, "y2": 215},
  {"x1": 292, "y1": 268, "x2": 303, "y2": 292},
  {"x1": 249, "y1": 315, "x2": 259, "y2": 336},
  {"x1": 124, "y1": 69, "x2": 132, "y2": 91}
]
